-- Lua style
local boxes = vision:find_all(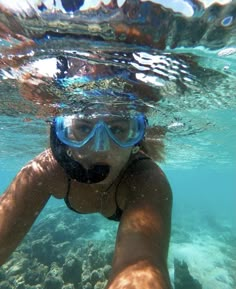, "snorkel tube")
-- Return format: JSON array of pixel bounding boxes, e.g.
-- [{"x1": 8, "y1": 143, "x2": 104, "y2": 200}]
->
[{"x1": 50, "y1": 119, "x2": 110, "y2": 183}]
